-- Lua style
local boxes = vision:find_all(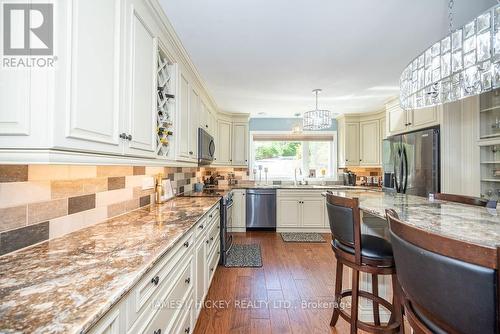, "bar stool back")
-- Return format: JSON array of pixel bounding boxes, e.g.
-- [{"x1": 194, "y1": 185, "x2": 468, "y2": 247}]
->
[
  {"x1": 326, "y1": 193, "x2": 401, "y2": 334},
  {"x1": 386, "y1": 209, "x2": 499, "y2": 334},
  {"x1": 434, "y1": 192, "x2": 497, "y2": 208}
]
